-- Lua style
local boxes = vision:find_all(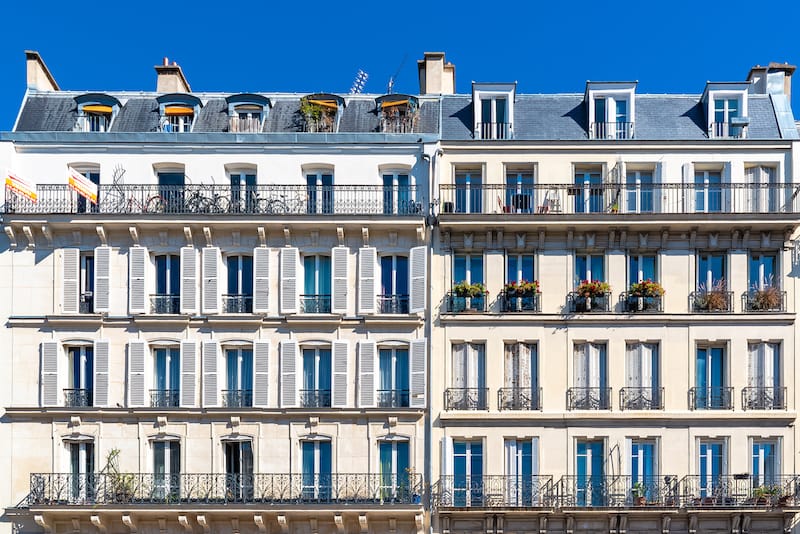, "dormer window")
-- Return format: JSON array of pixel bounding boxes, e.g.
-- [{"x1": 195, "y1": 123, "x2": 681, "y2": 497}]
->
[
  {"x1": 472, "y1": 83, "x2": 515, "y2": 140},
  {"x1": 300, "y1": 94, "x2": 343, "y2": 133},
  {"x1": 226, "y1": 94, "x2": 270, "y2": 133},
  {"x1": 157, "y1": 94, "x2": 202, "y2": 133},
  {"x1": 74, "y1": 94, "x2": 120, "y2": 132},
  {"x1": 376, "y1": 95, "x2": 419, "y2": 133},
  {"x1": 703, "y1": 82, "x2": 749, "y2": 139},
  {"x1": 586, "y1": 82, "x2": 636, "y2": 139}
]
